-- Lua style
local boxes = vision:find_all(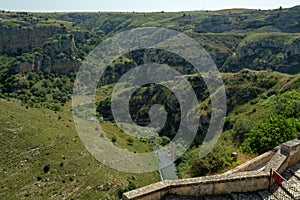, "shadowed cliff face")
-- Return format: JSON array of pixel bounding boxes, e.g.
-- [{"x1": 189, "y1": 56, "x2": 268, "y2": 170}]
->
[
  {"x1": 0, "y1": 6, "x2": 299, "y2": 108},
  {"x1": 0, "y1": 25, "x2": 67, "y2": 56},
  {"x1": 13, "y1": 34, "x2": 81, "y2": 74},
  {"x1": 195, "y1": 6, "x2": 300, "y2": 33},
  {"x1": 222, "y1": 36, "x2": 300, "y2": 74},
  {"x1": 1, "y1": 6, "x2": 300, "y2": 75}
]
